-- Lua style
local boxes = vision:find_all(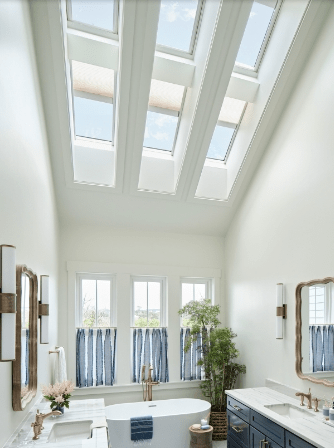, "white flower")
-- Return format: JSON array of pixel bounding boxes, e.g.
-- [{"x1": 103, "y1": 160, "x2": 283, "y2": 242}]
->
[{"x1": 55, "y1": 396, "x2": 64, "y2": 403}]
